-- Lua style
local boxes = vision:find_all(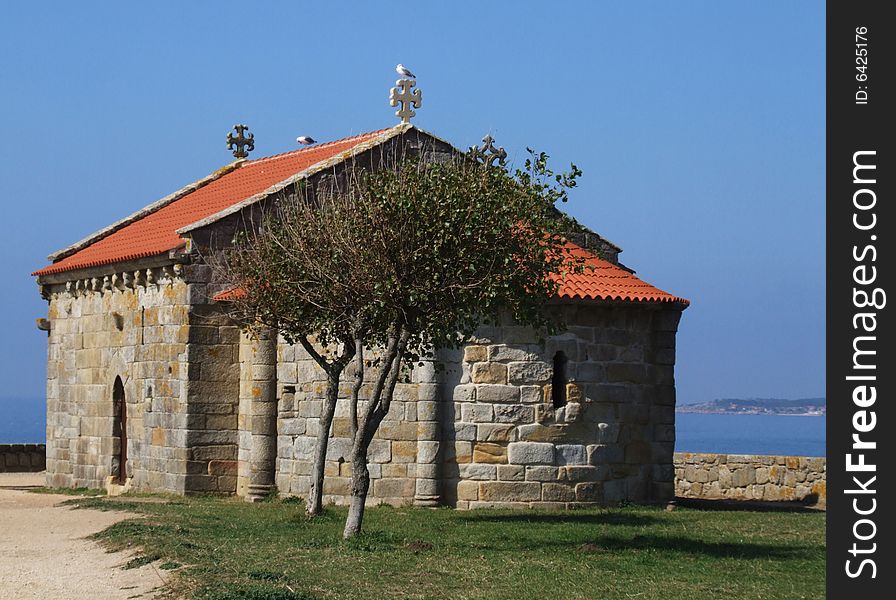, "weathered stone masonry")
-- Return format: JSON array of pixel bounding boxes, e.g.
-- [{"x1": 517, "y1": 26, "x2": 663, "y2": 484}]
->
[
  {"x1": 40, "y1": 262, "x2": 240, "y2": 493},
  {"x1": 0, "y1": 444, "x2": 46, "y2": 473},
  {"x1": 272, "y1": 302, "x2": 683, "y2": 508},
  {"x1": 674, "y1": 452, "x2": 826, "y2": 508}
]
